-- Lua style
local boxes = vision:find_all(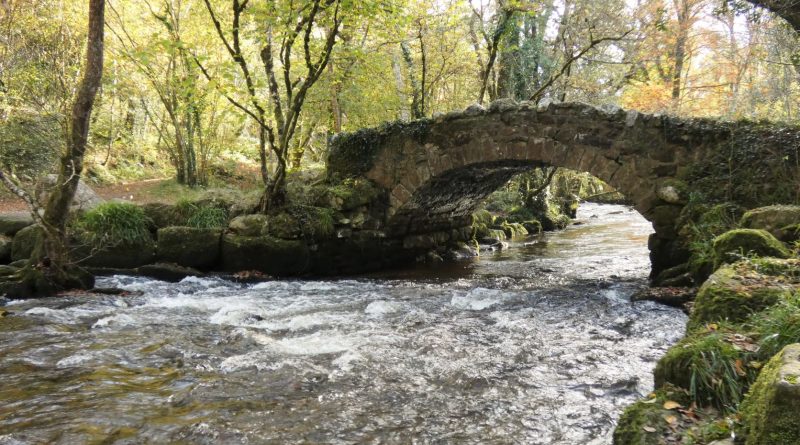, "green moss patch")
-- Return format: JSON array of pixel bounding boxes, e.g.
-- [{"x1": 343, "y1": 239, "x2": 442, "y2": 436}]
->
[{"x1": 712, "y1": 229, "x2": 790, "y2": 270}]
